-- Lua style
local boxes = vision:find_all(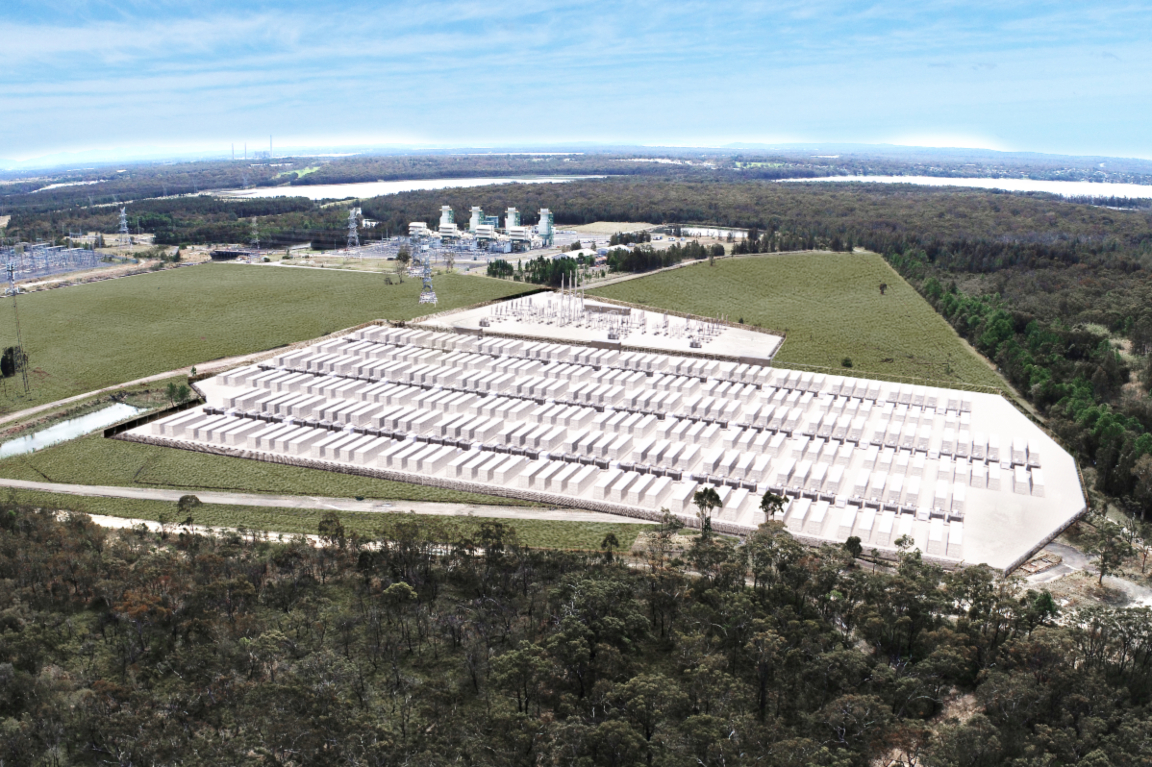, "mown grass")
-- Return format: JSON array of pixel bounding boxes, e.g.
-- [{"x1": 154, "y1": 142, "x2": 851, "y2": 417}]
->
[
  {"x1": 592, "y1": 252, "x2": 1005, "y2": 389},
  {"x1": 2, "y1": 264, "x2": 530, "y2": 413},
  {"x1": 1, "y1": 488, "x2": 649, "y2": 551},
  {"x1": 0, "y1": 432, "x2": 529, "y2": 506}
]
